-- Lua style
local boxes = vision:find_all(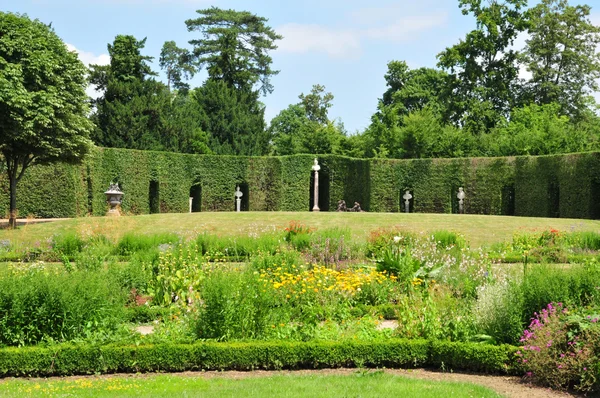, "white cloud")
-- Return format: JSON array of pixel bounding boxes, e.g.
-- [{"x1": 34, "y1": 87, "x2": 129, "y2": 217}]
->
[
  {"x1": 277, "y1": 24, "x2": 361, "y2": 58},
  {"x1": 66, "y1": 44, "x2": 109, "y2": 99},
  {"x1": 277, "y1": 13, "x2": 447, "y2": 59},
  {"x1": 66, "y1": 43, "x2": 110, "y2": 66}
]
